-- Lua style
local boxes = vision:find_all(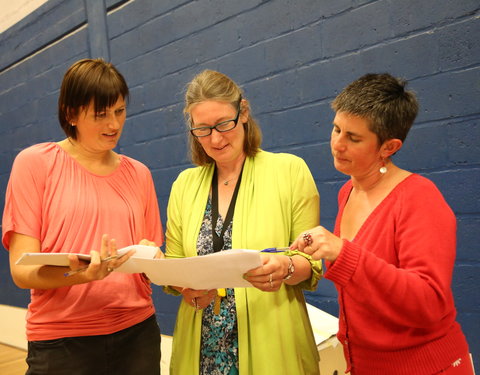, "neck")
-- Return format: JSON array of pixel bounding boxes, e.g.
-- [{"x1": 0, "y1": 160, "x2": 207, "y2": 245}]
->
[
  {"x1": 216, "y1": 155, "x2": 246, "y2": 182},
  {"x1": 60, "y1": 138, "x2": 114, "y2": 164},
  {"x1": 351, "y1": 161, "x2": 395, "y2": 192}
]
